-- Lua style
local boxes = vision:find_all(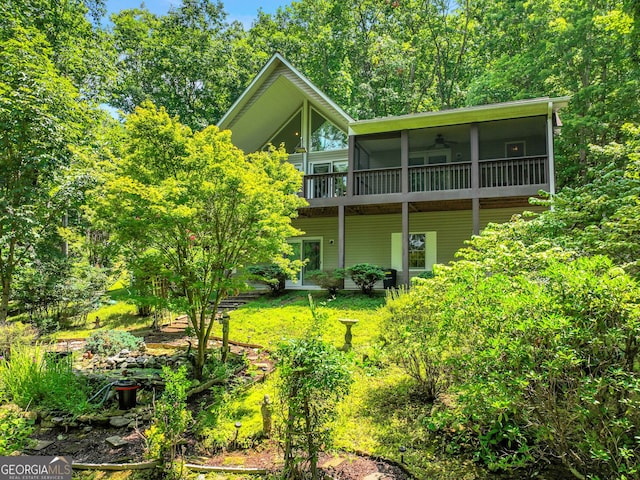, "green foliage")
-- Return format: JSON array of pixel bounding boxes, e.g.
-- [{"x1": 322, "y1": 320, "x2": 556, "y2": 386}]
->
[
  {"x1": 146, "y1": 366, "x2": 192, "y2": 473},
  {"x1": 0, "y1": 22, "x2": 86, "y2": 324},
  {"x1": 346, "y1": 263, "x2": 385, "y2": 296},
  {"x1": 85, "y1": 329, "x2": 143, "y2": 356},
  {"x1": 384, "y1": 233, "x2": 640, "y2": 477},
  {"x1": 277, "y1": 303, "x2": 352, "y2": 480},
  {"x1": 382, "y1": 287, "x2": 448, "y2": 401},
  {"x1": 90, "y1": 102, "x2": 305, "y2": 378},
  {"x1": 0, "y1": 404, "x2": 35, "y2": 455},
  {"x1": 110, "y1": 1, "x2": 254, "y2": 129},
  {"x1": 0, "y1": 321, "x2": 35, "y2": 359},
  {"x1": 246, "y1": 264, "x2": 287, "y2": 296},
  {"x1": 305, "y1": 269, "x2": 345, "y2": 295},
  {"x1": 0, "y1": 345, "x2": 92, "y2": 415}
]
